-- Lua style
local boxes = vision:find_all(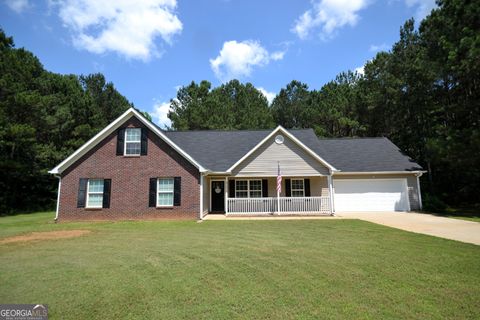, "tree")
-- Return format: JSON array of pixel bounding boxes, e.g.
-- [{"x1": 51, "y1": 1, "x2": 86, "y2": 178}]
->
[
  {"x1": 0, "y1": 29, "x2": 134, "y2": 213},
  {"x1": 417, "y1": 0, "x2": 480, "y2": 203},
  {"x1": 271, "y1": 80, "x2": 312, "y2": 128},
  {"x1": 311, "y1": 71, "x2": 365, "y2": 137},
  {"x1": 168, "y1": 80, "x2": 274, "y2": 130}
]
